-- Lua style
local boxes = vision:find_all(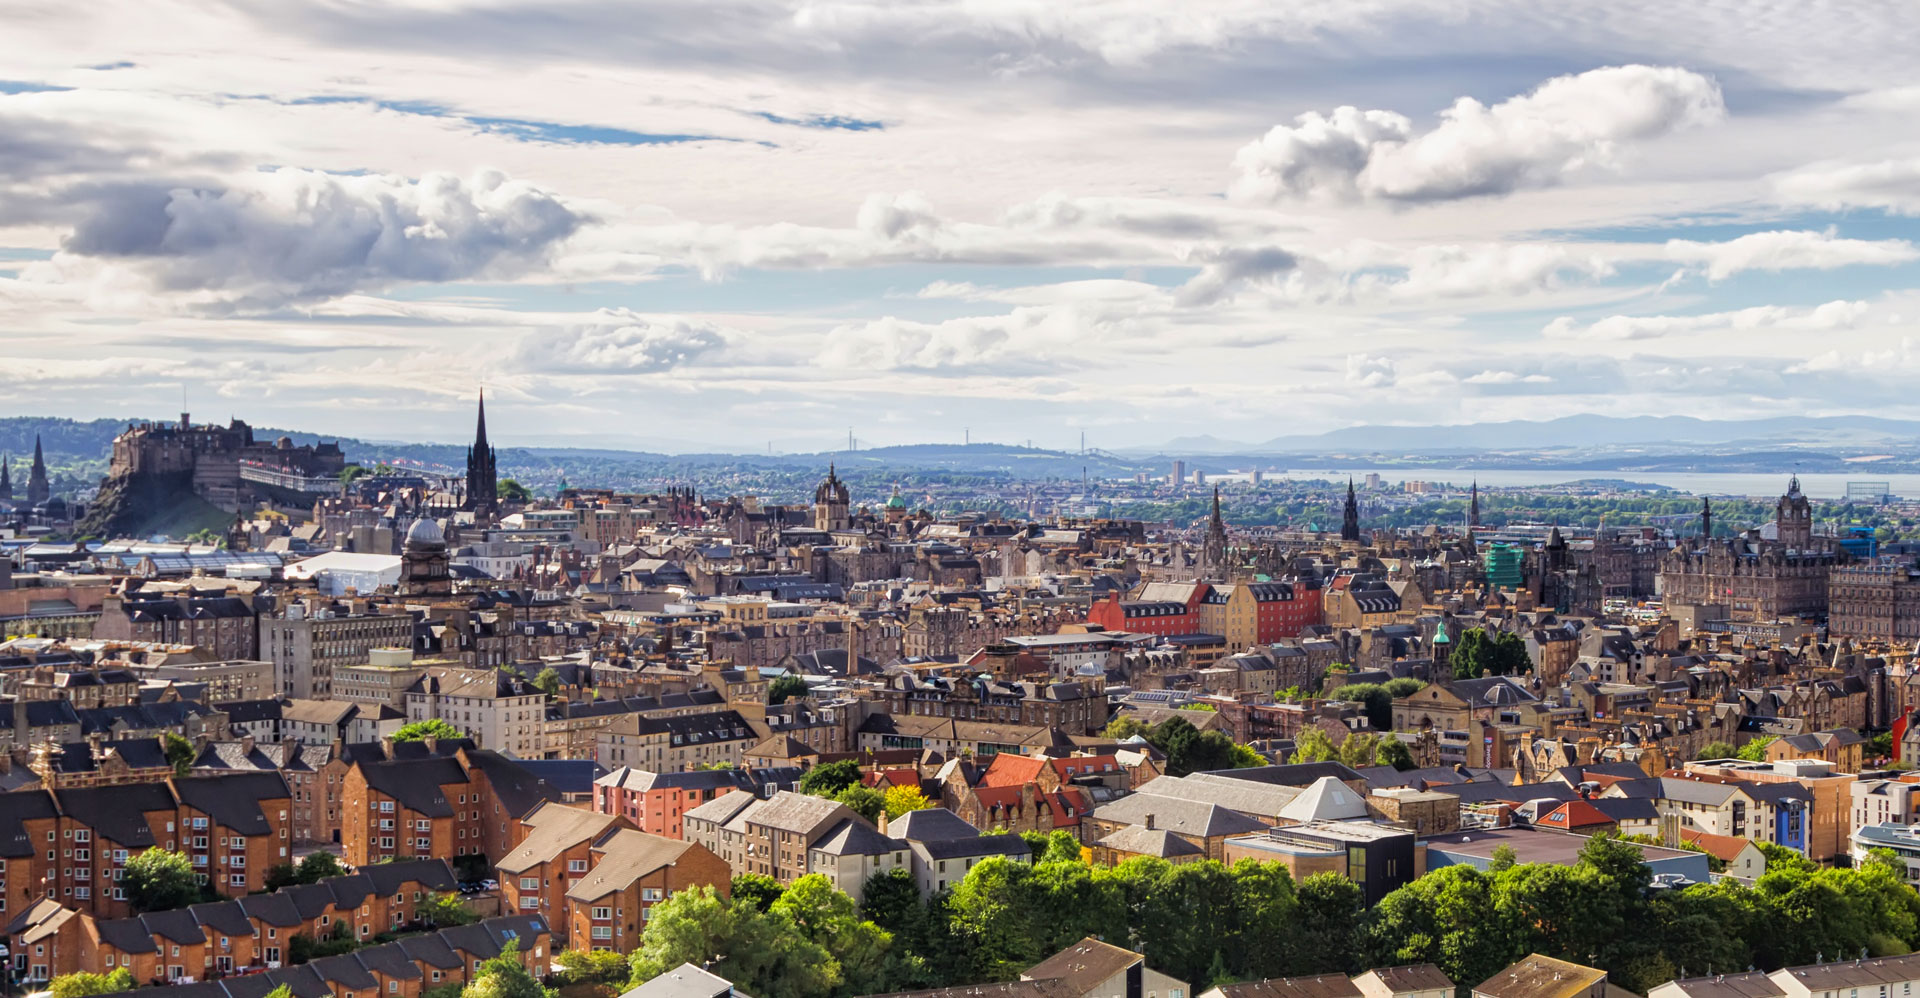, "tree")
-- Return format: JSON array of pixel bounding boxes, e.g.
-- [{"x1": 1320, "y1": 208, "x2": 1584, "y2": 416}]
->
[
  {"x1": 463, "y1": 940, "x2": 550, "y2": 998},
  {"x1": 884, "y1": 784, "x2": 935, "y2": 819},
  {"x1": 531, "y1": 667, "x2": 562, "y2": 697},
  {"x1": 163, "y1": 732, "x2": 195, "y2": 778},
  {"x1": 498, "y1": 479, "x2": 533, "y2": 503},
  {"x1": 1488, "y1": 844, "x2": 1519, "y2": 873},
  {"x1": 124, "y1": 847, "x2": 199, "y2": 912},
  {"x1": 553, "y1": 949, "x2": 630, "y2": 985},
  {"x1": 772, "y1": 875, "x2": 895, "y2": 996},
  {"x1": 1696, "y1": 741, "x2": 1739, "y2": 761},
  {"x1": 1737, "y1": 736, "x2": 1778, "y2": 762},
  {"x1": 297, "y1": 851, "x2": 347, "y2": 882},
  {"x1": 1330, "y1": 683, "x2": 1392, "y2": 730},
  {"x1": 420, "y1": 891, "x2": 476, "y2": 927},
  {"x1": 394, "y1": 718, "x2": 465, "y2": 742},
  {"x1": 1103, "y1": 716, "x2": 1152, "y2": 740},
  {"x1": 49, "y1": 969, "x2": 136, "y2": 998},
  {"x1": 835, "y1": 785, "x2": 887, "y2": 823},
  {"x1": 799, "y1": 759, "x2": 862, "y2": 797},
  {"x1": 1337, "y1": 732, "x2": 1380, "y2": 769},
  {"x1": 1290, "y1": 872, "x2": 1363, "y2": 975},
  {"x1": 628, "y1": 886, "x2": 837, "y2": 998},
  {"x1": 1039, "y1": 829, "x2": 1085, "y2": 865},
  {"x1": 1290, "y1": 727, "x2": 1337, "y2": 763},
  {"x1": 768, "y1": 674, "x2": 809, "y2": 705},
  {"x1": 1375, "y1": 738, "x2": 1415, "y2": 771},
  {"x1": 1382, "y1": 677, "x2": 1426, "y2": 699},
  {"x1": 732, "y1": 873, "x2": 785, "y2": 912},
  {"x1": 264, "y1": 862, "x2": 302, "y2": 891}
]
